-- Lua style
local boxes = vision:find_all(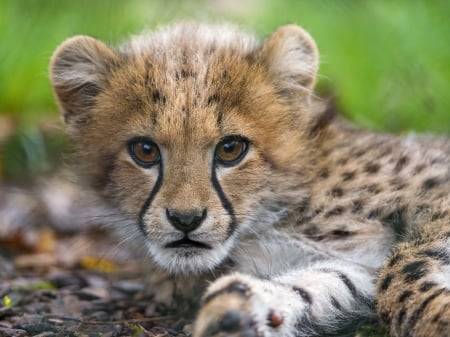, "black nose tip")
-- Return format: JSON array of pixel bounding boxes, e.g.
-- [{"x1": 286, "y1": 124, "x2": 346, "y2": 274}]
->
[{"x1": 166, "y1": 208, "x2": 207, "y2": 233}]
